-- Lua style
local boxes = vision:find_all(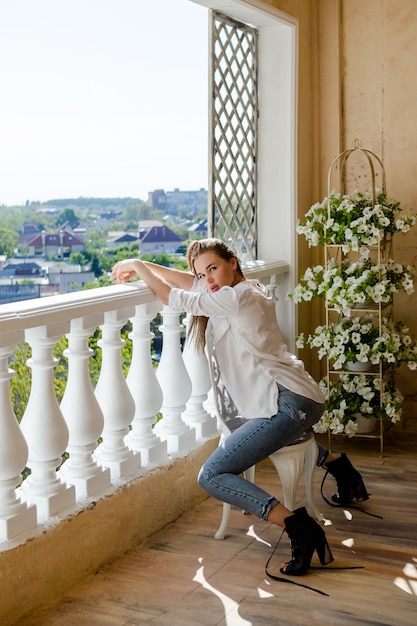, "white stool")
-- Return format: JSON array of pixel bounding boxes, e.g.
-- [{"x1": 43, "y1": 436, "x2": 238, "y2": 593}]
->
[{"x1": 214, "y1": 434, "x2": 322, "y2": 539}]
